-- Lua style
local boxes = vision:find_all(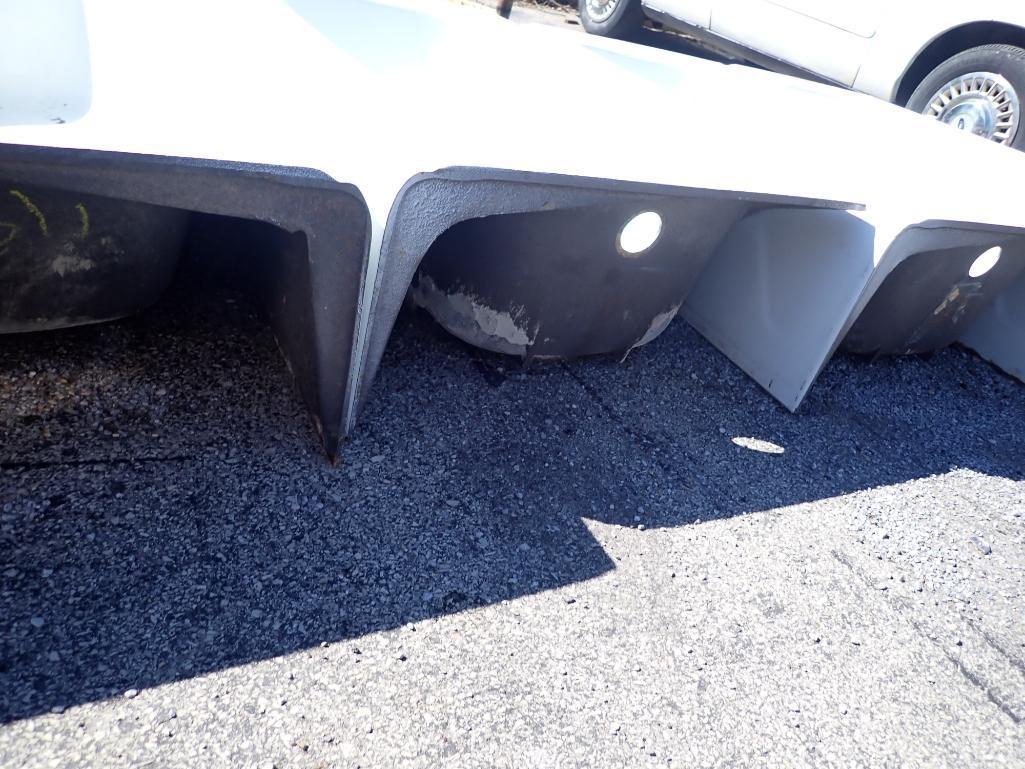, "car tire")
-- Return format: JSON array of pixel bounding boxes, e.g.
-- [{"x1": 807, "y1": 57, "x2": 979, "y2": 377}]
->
[
  {"x1": 578, "y1": 0, "x2": 644, "y2": 40},
  {"x1": 907, "y1": 44, "x2": 1025, "y2": 150}
]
